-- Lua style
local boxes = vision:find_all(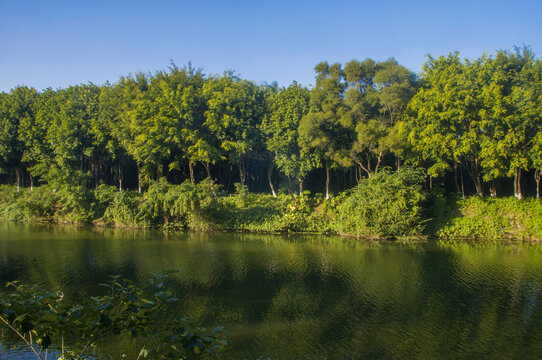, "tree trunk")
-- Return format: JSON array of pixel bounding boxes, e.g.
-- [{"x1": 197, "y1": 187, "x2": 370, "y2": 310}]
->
[
  {"x1": 375, "y1": 151, "x2": 383, "y2": 174},
  {"x1": 267, "y1": 156, "x2": 276, "y2": 197},
  {"x1": 396, "y1": 157, "x2": 401, "y2": 171},
  {"x1": 489, "y1": 180, "x2": 497, "y2": 197},
  {"x1": 15, "y1": 168, "x2": 20, "y2": 192},
  {"x1": 118, "y1": 164, "x2": 123, "y2": 192},
  {"x1": 188, "y1": 161, "x2": 195, "y2": 183},
  {"x1": 226, "y1": 165, "x2": 232, "y2": 192},
  {"x1": 298, "y1": 176, "x2": 303, "y2": 195},
  {"x1": 137, "y1": 164, "x2": 141, "y2": 193},
  {"x1": 460, "y1": 166, "x2": 465, "y2": 198},
  {"x1": 204, "y1": 162, "x2": 211, "y2": 179},
  {"x1": 535, "y1": 168, "x2": 540, "y2": 199},
  {"x1": 325, "y1": 165, "x2": 330, "y2": 200},
  {"x1": 357, "y1": 160, "x2": 371, "y2": 178},
  {"x1": 473, "y1": 171, "x2": 483, "y2": 197},
  {"x1": 454, "y1": 163, "x2": 460, "y2": 194},
  {"x1": 29, "y1": 172, "x2": 33, "y2": 191},
  {"x1": 465, "y1": 158, "x2": 483, "y2": 197},
  {"x1": 94, "y1": 162, "x2": 99, "y2": 189},
  {"x1": 238, "y1": 157, "x2": 246, "y2": 186},
  {"x1": 429, "y1": 174, "x2": 432, "y2": 190},
  {"x1": 514, "y1": 168, "x2": 522, "y2": 199},
  {"x1": 354, "y1": 164, "x2": 360, "y2": 183}
]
